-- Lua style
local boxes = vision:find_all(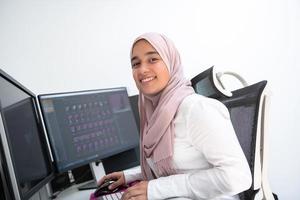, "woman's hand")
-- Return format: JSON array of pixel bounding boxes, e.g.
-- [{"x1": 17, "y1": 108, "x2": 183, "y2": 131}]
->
[
  {"x1": 121, "y1": 181, "x2": 148, "y2": 200},
  {"x1": 97, "y1": 171, "x2": 125, "y2": 190}
]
